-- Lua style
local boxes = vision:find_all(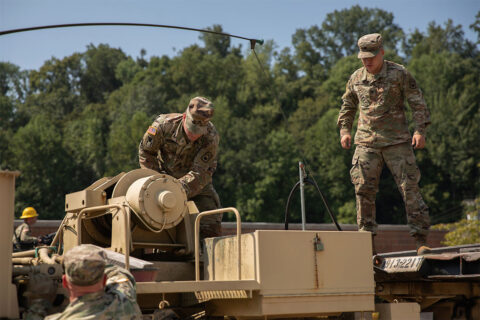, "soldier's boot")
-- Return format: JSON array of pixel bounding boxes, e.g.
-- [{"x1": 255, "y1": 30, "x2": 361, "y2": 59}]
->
[{"x1": 414, "y1": 235, "x2": 431, "y2": 255}]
